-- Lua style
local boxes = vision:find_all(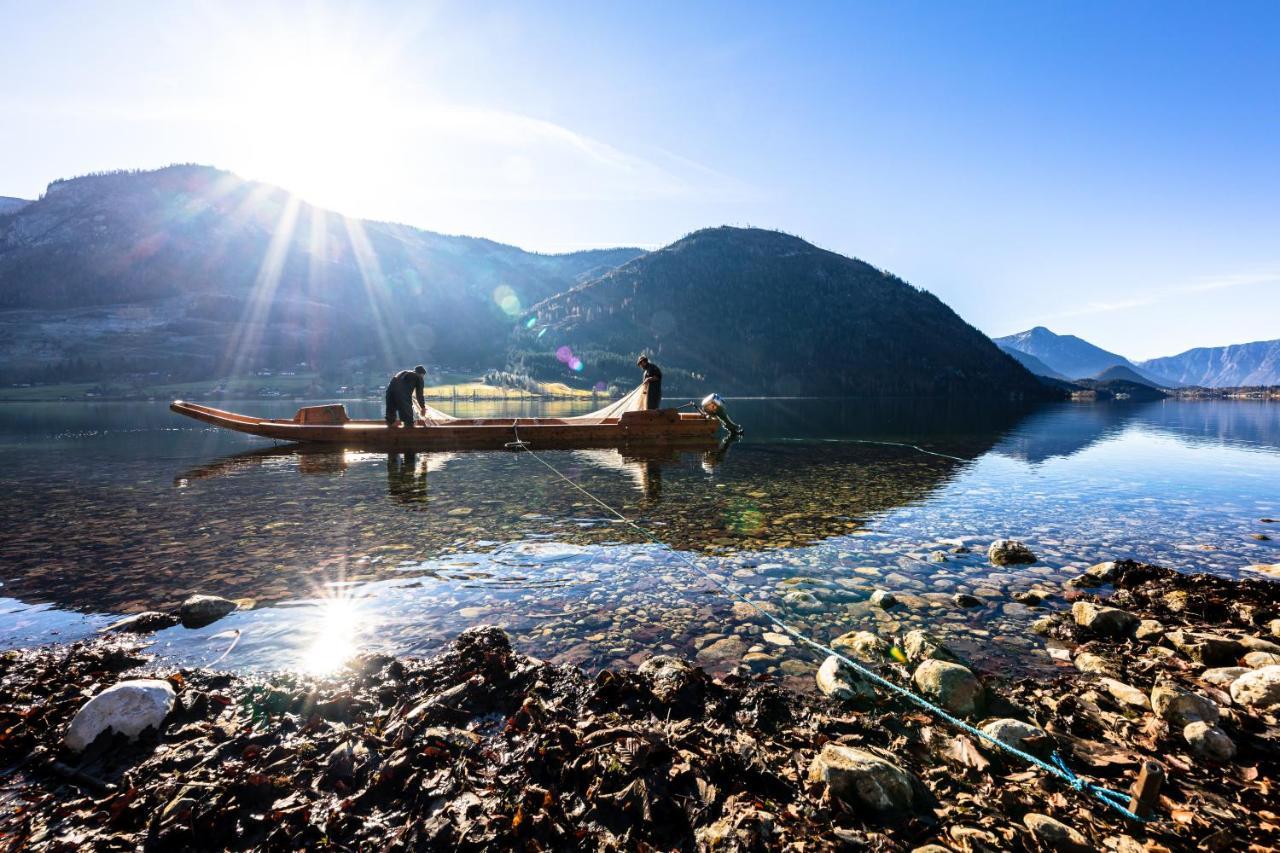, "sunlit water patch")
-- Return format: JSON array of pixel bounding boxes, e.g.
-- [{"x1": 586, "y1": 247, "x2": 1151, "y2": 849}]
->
[{"x1": 0, "y1": 398, "x2": 1276, "y2": 681}]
